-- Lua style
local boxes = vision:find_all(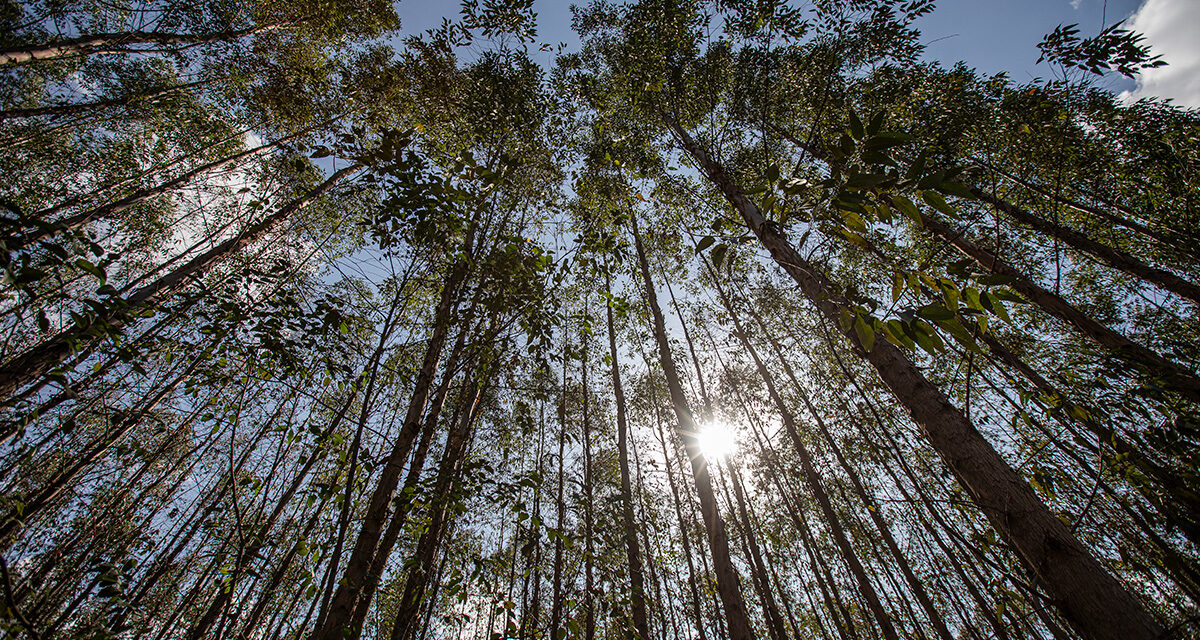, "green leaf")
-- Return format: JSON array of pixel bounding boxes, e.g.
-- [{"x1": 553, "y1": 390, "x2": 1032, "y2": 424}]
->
[
  {"x1": 864, "y1": 132, "x2": 913, "y2": 151},
  {"x1": 695, "y1": 236, "x2": 714, "y2": 253},
  {"x1": 848, "y1": 109, "x2": 865, "y2": 140},
  {"x1": 912, "y1": 320, "x2": 945, "y2": 355},
  {"x1": 917, "y1": 303, "x2": 955, "y2": 322},
  {"x1": 711, "y1": 243, "x2": 728, "y2": 270},
  {"x1": 937, "y1": 180, "x2": 975, "y2": 200},
  {"x1": 854, "y1": 314, "x2": 875, "y2": 352},
  {"x1": 889, "y1": 195, "x2": 923, "y2": 223},
  {"x1": 921, "y1": 190, "x2": 957, "y2": 217},
  {"x1": 845, "y1": 173, "x2": 888, "y2": 189},
  {"x1": 883, "y1": 320, "x2": 915, "y2": 350},
  {"x1": 982, "y1": 291, "x2": 1012, "y2": 322},
  {"x1": 868, "y1": 112, "x2": 886, "y2": 136},
  {"x1": 978, "y1": 274, "x2": 1016, "y2": 286},
  {"x1": 935, "y1": 317, "x2": 982, "y2": 352}
]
